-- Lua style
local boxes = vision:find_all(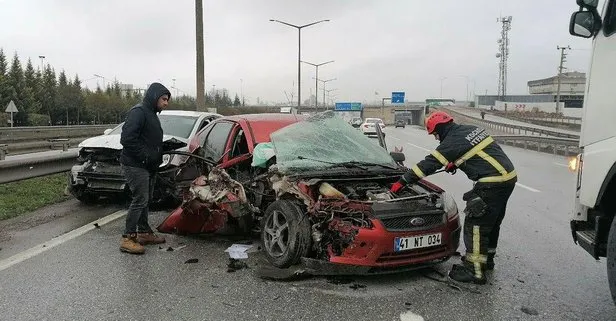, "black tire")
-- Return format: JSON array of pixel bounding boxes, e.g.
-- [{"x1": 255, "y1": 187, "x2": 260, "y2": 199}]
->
[
  {"x1": 607, "y1": 217, "x2": 616, "y2": 305},
  {"x1": 261, "y1": 200, "x2": 311, "y2": 268}
]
